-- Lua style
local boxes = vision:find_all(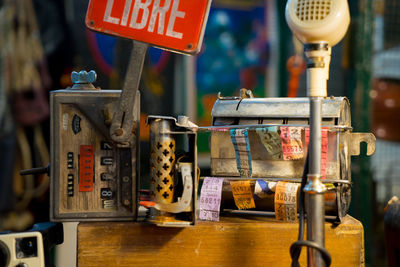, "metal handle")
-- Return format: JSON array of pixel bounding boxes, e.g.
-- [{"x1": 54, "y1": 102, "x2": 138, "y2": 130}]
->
[{"x1": 110, "y1": 41, "x2": 148, "y2": 146}]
